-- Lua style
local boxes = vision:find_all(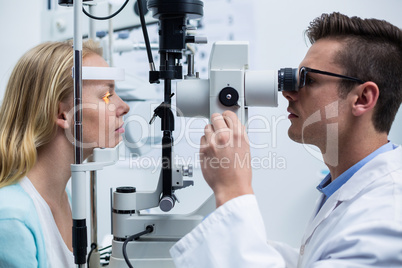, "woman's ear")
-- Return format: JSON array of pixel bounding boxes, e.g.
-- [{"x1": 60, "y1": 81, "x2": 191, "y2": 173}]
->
[
  {"x1": 56, "y1": 101, "x2": 71, "y2": 129},
  {"x1": 351, "y1": 82, "x2": 380, "y2": 117}
]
